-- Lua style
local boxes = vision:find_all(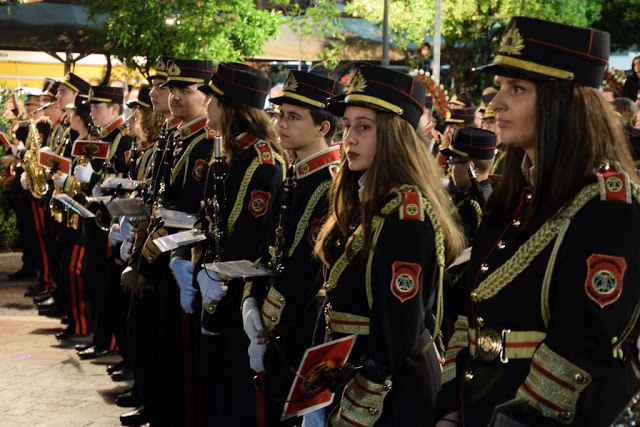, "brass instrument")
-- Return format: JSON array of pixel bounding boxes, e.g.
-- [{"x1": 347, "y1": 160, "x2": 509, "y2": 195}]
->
[{"x1": 22, "y1": 103, "x2": 52, "y2": 199}]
